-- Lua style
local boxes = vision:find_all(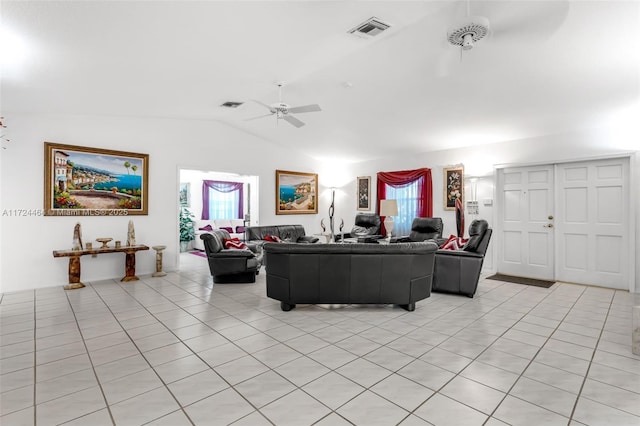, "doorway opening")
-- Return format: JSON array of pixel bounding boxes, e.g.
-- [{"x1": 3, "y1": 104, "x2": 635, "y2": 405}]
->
[{"x1": 178, "y1": 168, "x2": 259, "y2": 269}]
